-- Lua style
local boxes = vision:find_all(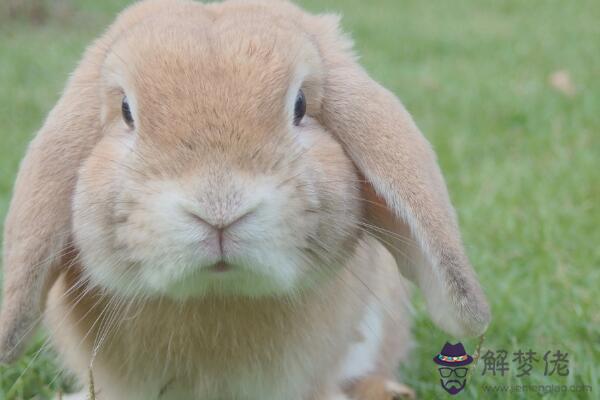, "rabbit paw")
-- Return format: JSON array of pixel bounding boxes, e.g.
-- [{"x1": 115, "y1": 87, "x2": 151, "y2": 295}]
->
[
  {"x1": 348, "y1": 376, "x2": 416, "y2": 400},
  {"x1": 385, "y1": 380, "x2": 416, "y2": 400}
]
